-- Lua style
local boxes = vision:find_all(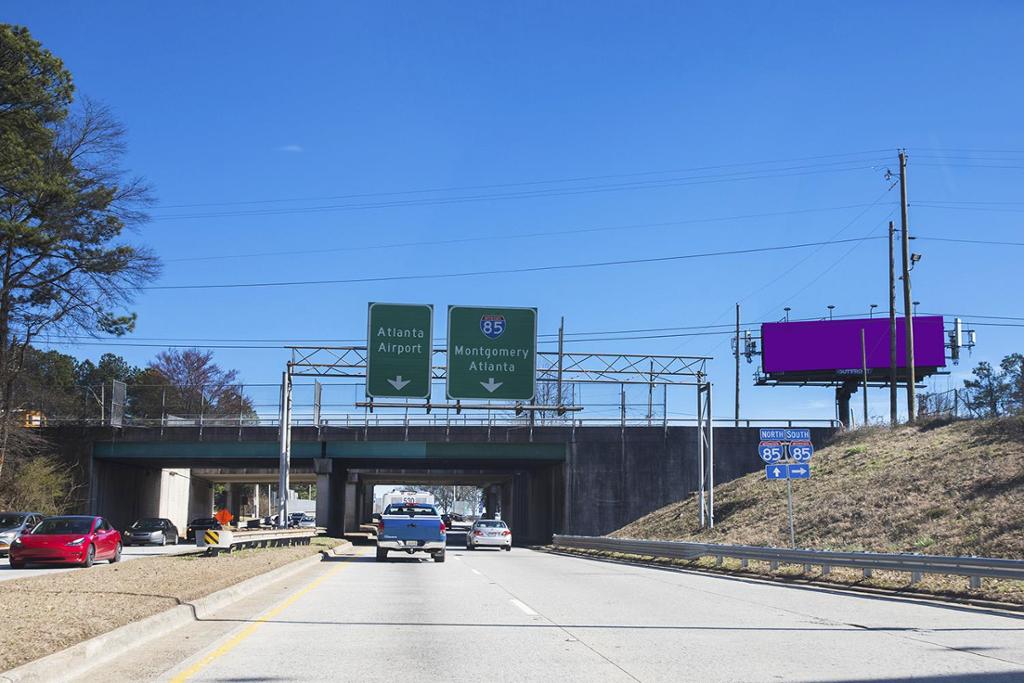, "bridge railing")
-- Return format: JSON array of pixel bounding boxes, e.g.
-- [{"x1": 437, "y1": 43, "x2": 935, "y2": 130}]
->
[
  {"x1": 34, "y1": 413, "x2": 840, "y2": 429},
  {"x1": 552, "y1": 535, "x2": 1024, "y2": 589}
]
